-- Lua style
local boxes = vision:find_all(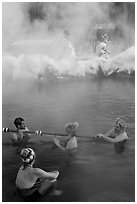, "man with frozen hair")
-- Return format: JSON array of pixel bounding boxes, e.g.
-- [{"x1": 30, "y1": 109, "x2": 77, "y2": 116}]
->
[{"x1": 96, "y1": 118, "x2": 128, "y2": 153}]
